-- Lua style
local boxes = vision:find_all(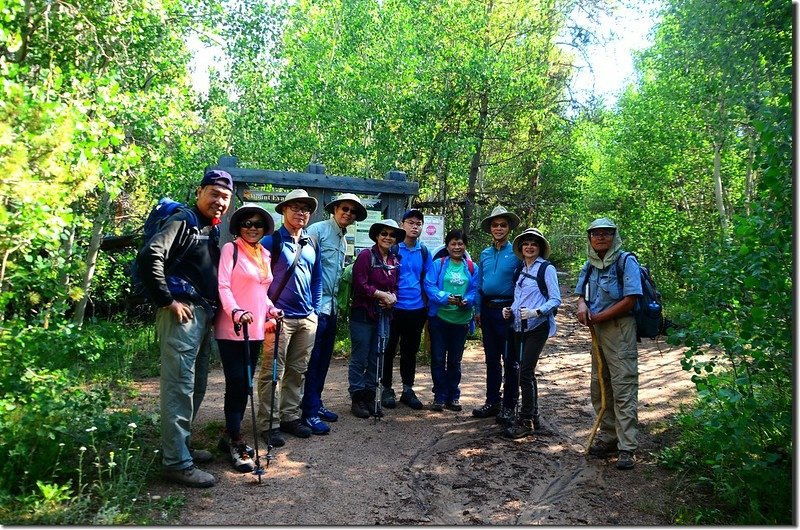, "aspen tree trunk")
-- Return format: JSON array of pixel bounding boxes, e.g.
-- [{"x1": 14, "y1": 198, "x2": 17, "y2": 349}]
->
[{"x1": 73, "y1": 190, "x2": 112, "y2": 327}]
